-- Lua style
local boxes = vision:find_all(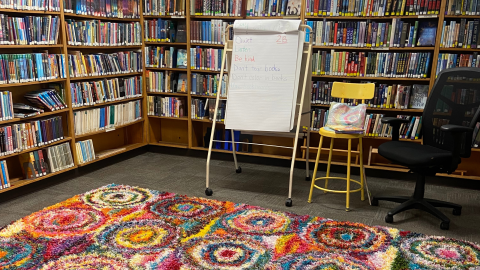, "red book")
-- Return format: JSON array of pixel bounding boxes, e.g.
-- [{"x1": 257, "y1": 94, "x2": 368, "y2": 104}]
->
[
  {"x1": 334, "y1": 23, "x2": 338, "y2": 45},
  {"x1": 313, "y1": 0, "x2": 319, "y2": 14},
  {"x1": 344, "y1": 52, "x2": 349, "y2": 75}
]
